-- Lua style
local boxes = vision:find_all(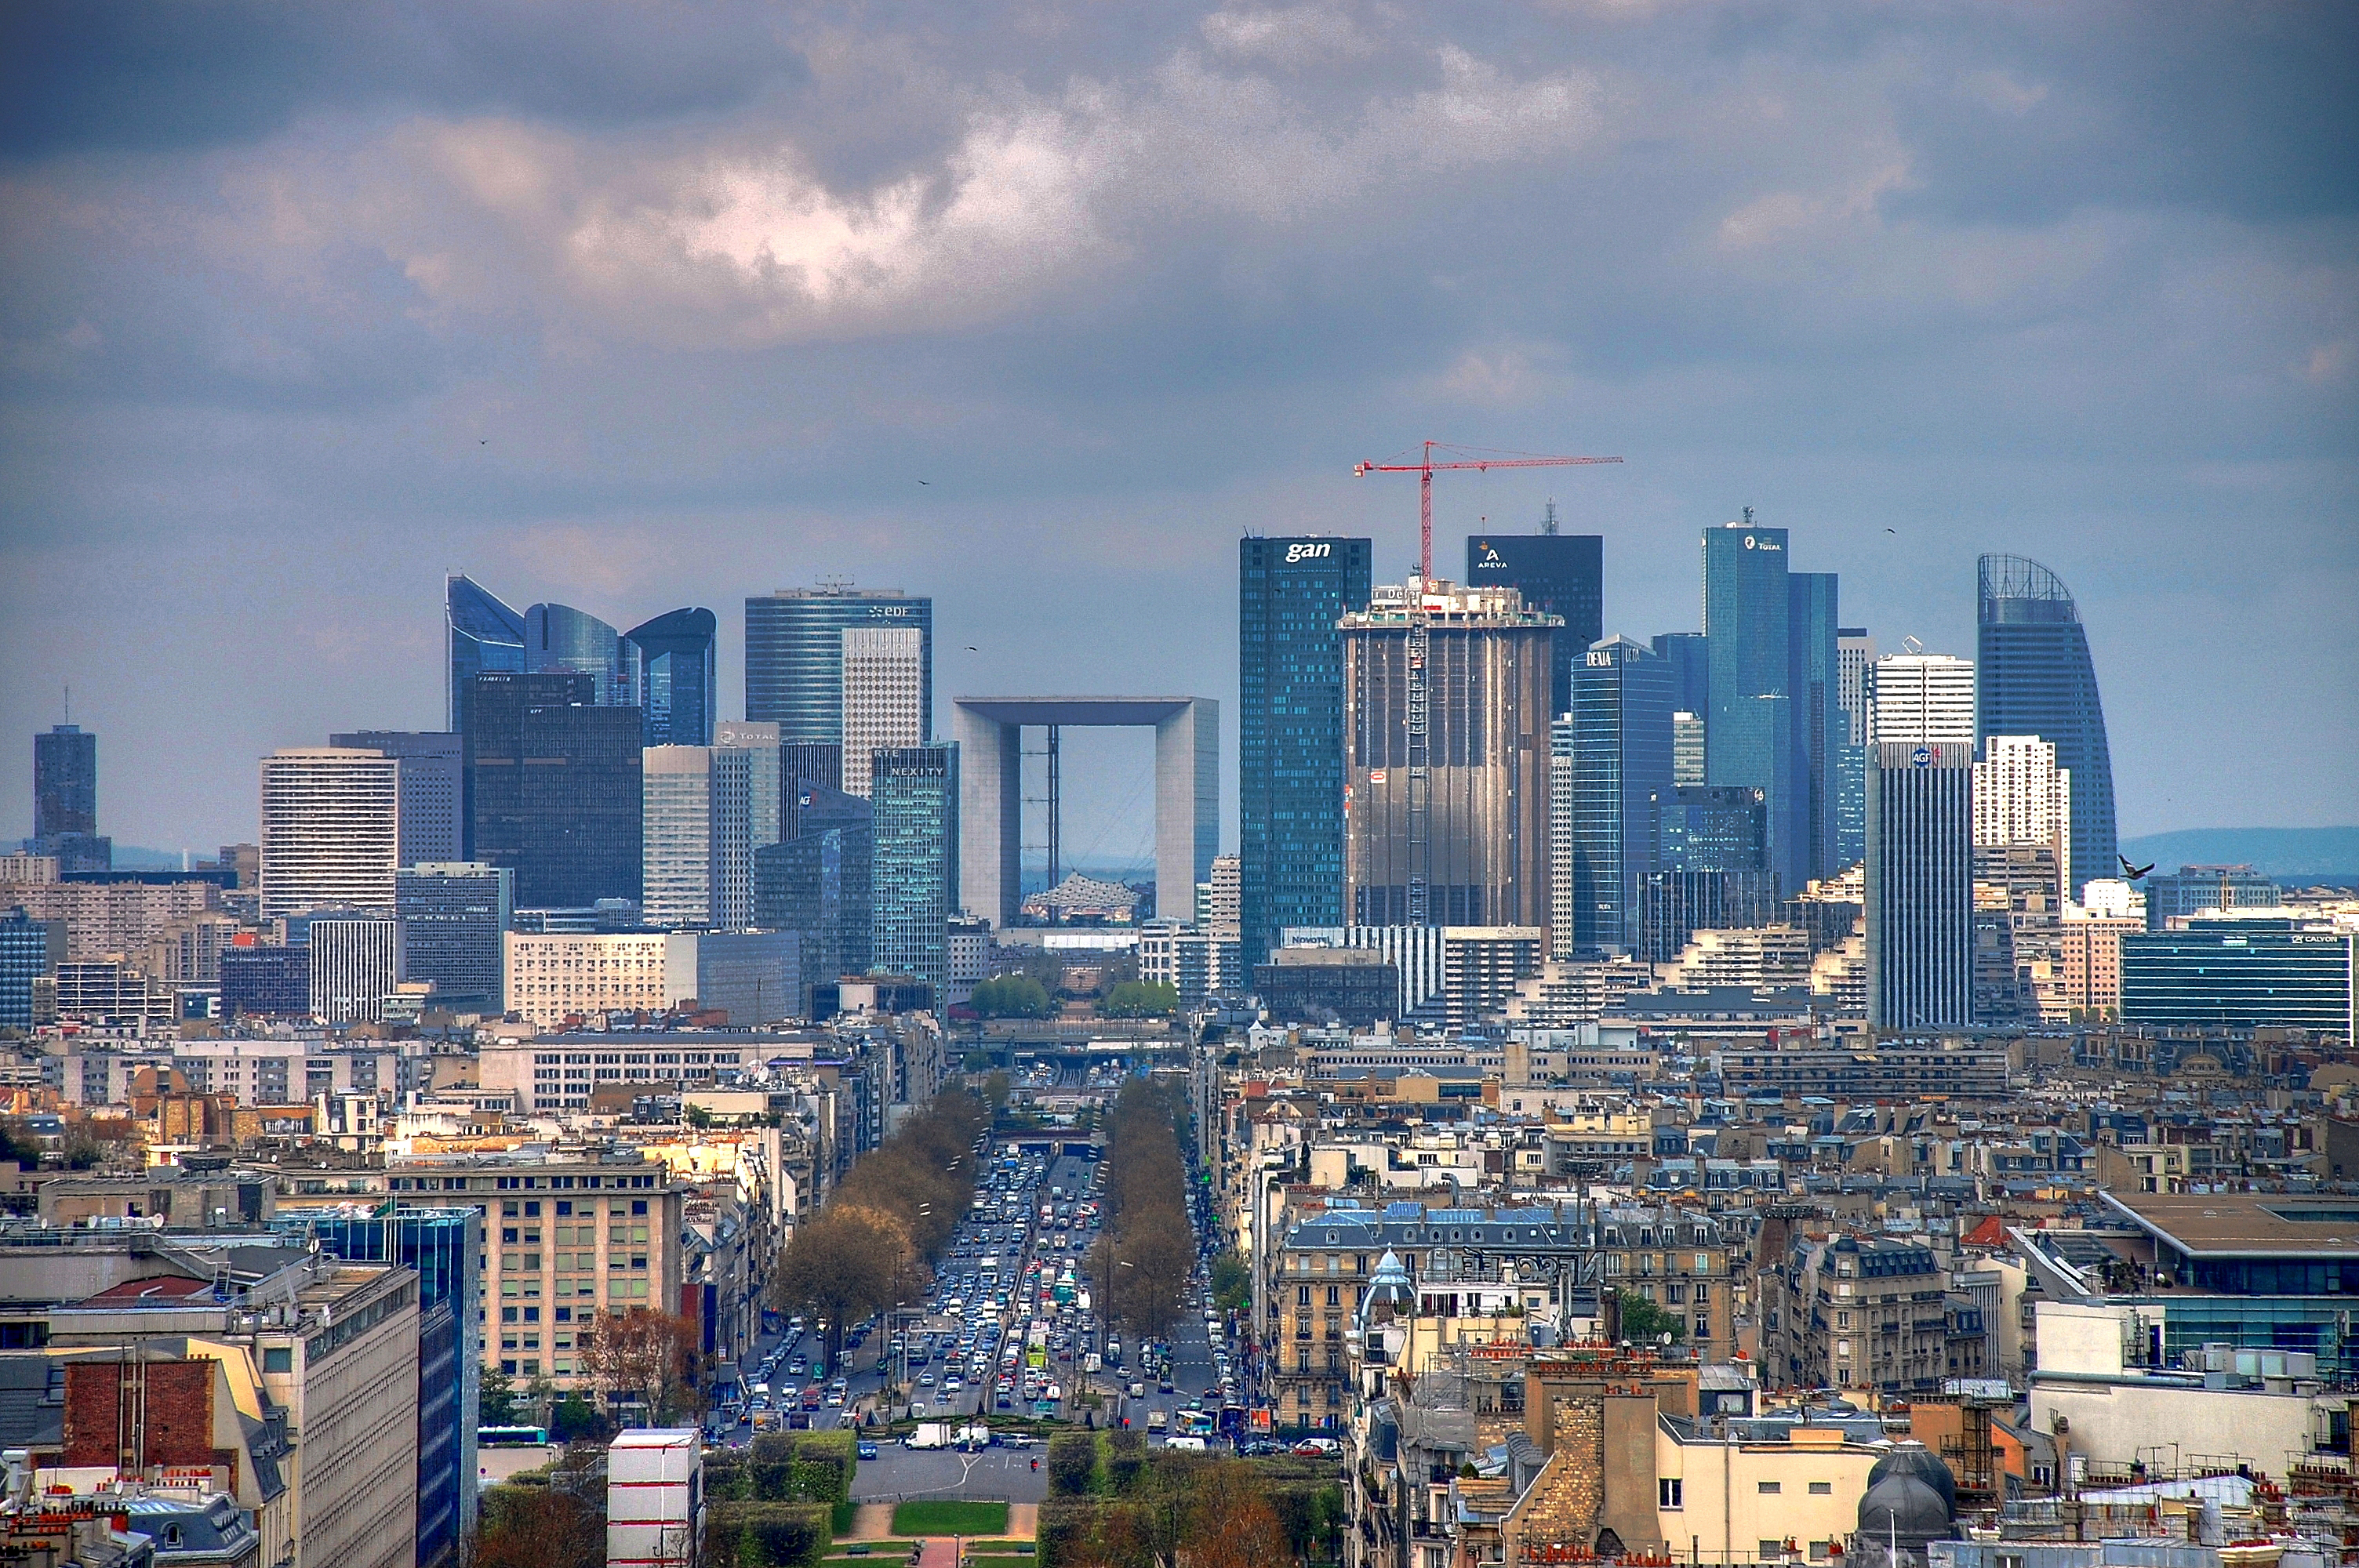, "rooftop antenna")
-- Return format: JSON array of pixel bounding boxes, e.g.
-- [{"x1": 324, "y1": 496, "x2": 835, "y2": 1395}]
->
[
  {"x1": 62, "y1": 684, "x2": 70, "y2": 725},
  {"x1": 1742, "y1": 506, "x2": 1754, "y2": 526},
  {"x1": 1541, "y1": 499, "x2": 1558, "y2": 535}
]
